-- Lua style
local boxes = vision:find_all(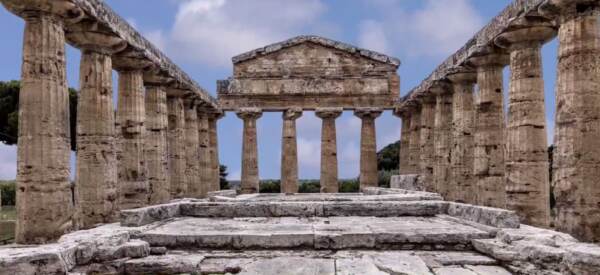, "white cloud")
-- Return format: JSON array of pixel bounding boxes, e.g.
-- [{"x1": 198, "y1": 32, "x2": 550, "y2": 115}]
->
[
  {"x1": 0, "y1": 144, "x2": 17, "y2": 180},
  {"x1": 362, "y1": 0, "x2": 484, "y2": 58},
  {"x1": 297, "y1": 137, "x2": 320, "y2": 170},
  {"x1": 166, "y1": 0, "x2": 327, "y2": 66},
  {"x1": 357, "y1": 20, "x2": 389, "y2": 54}
]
